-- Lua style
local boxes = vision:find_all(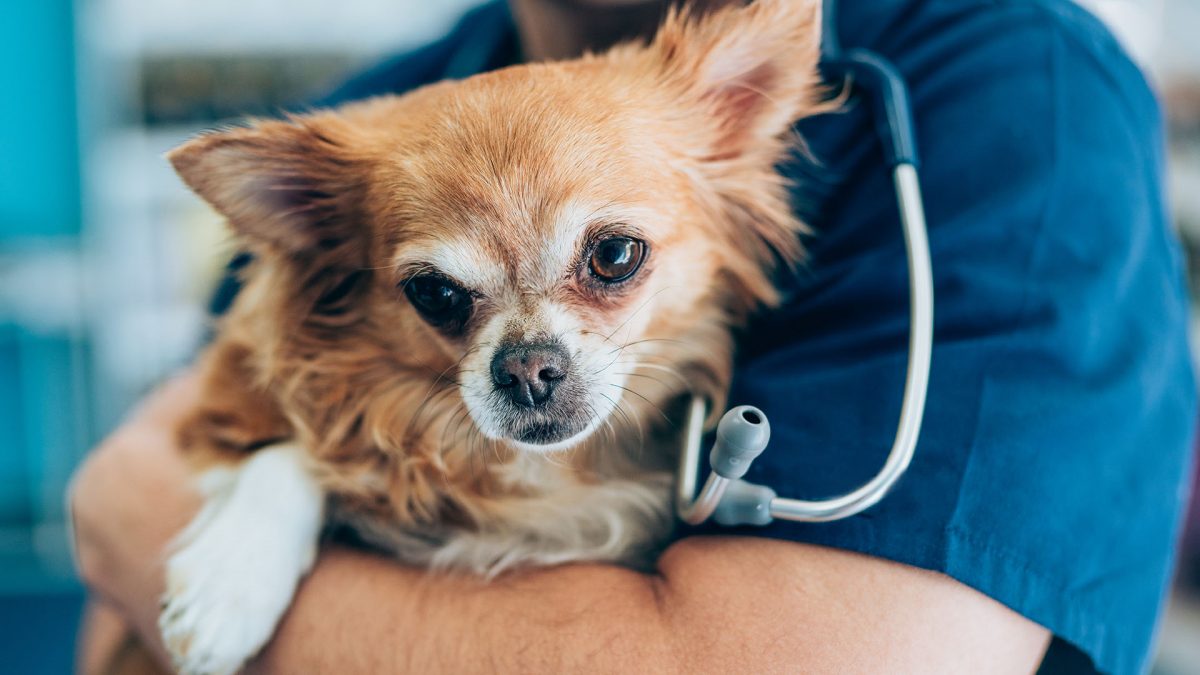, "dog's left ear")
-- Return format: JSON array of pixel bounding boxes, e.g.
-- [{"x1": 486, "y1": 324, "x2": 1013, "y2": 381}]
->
[{"x1": 651, "y1": 0, "x2": 823, "y2": 162}]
